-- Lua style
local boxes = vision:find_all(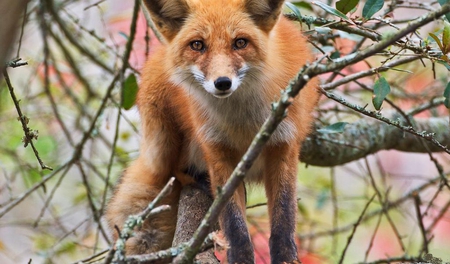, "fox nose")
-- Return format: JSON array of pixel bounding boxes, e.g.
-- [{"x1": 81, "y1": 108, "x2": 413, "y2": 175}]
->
[{"x1": 214, "y1": 76, "x2": 232, "y2": 91}]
